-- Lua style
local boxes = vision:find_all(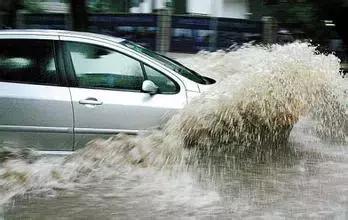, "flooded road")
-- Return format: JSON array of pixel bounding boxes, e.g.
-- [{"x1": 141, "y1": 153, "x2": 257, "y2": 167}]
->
[
  {"x1": 1, "y1": 43, "x2": 347, "y2": 219},
  {"x1": 2, "y1": 123, "x2": 348, "y2": 219}
]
